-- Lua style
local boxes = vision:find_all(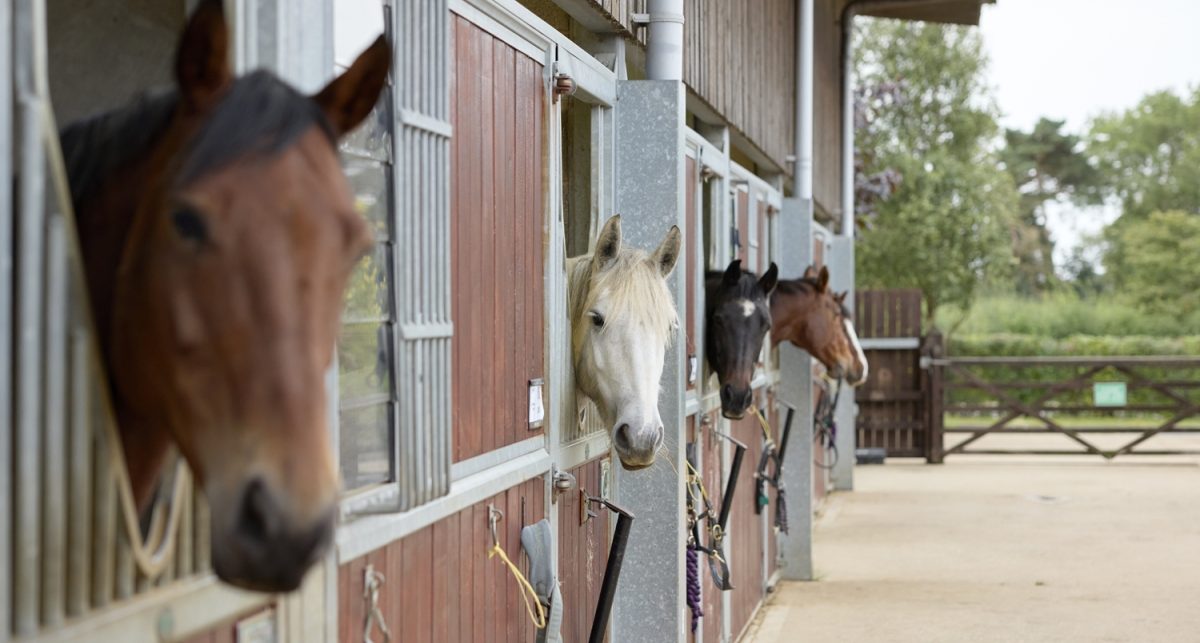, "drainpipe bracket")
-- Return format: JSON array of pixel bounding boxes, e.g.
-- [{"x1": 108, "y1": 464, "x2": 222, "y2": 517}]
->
[{"x1": 630, "y1": 12, "x2": 685, "y2": 26}]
